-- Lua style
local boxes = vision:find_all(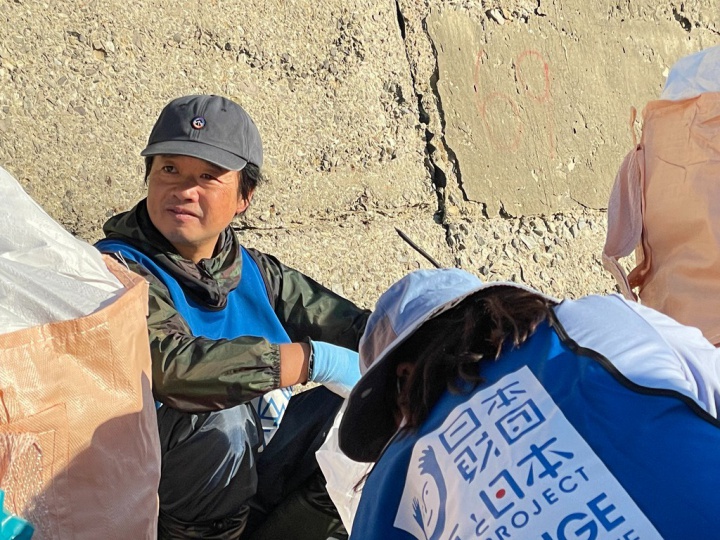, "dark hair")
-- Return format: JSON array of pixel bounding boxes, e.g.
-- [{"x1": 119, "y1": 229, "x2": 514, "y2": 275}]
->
[
  {"x1": 389, "y1": 286, "x2": 557, "y2": 432},
  {"x1": 144, "y1": 156, "x2": 264, "y2": 202},
  {"x1": 240, "y1": 162, "x2": 263, "y2": 201}
]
